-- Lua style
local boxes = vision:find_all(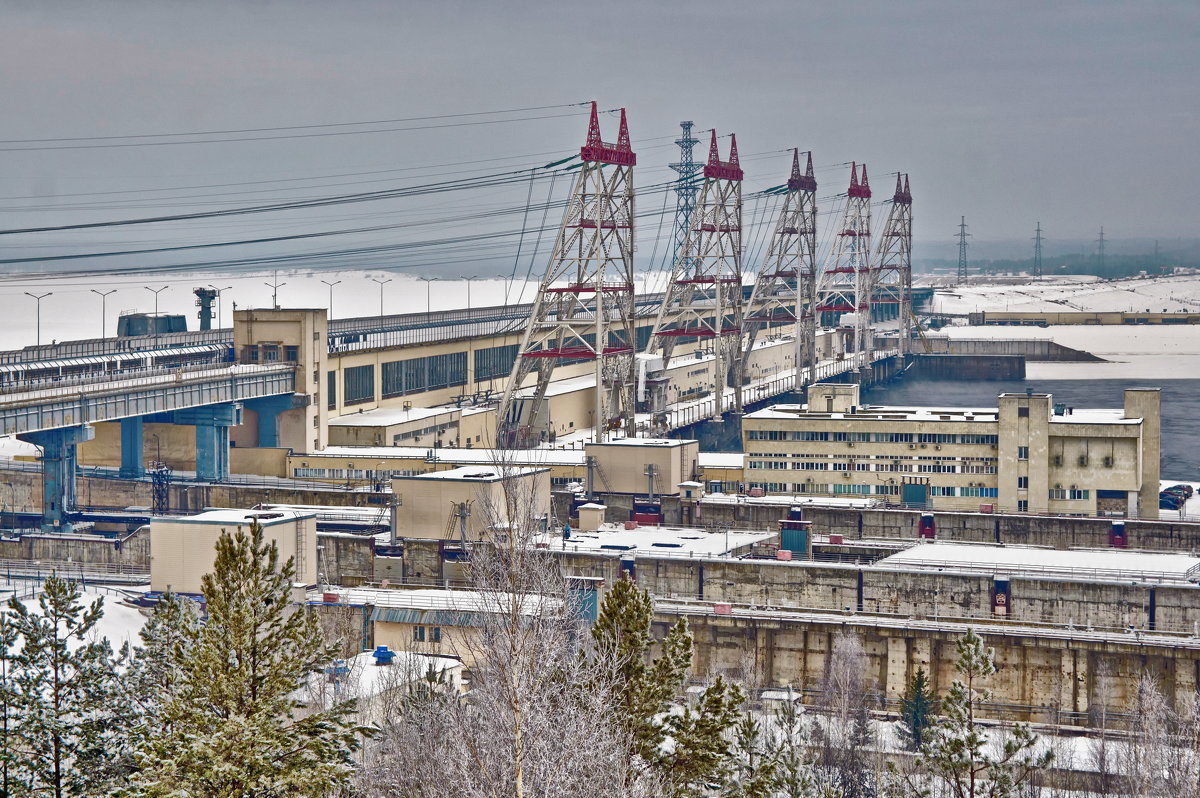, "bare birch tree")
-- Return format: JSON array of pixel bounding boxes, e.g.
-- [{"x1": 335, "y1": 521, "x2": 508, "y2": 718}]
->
[{"x1": 360, "y1": 455, "x2": 661, "y2": 798}]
